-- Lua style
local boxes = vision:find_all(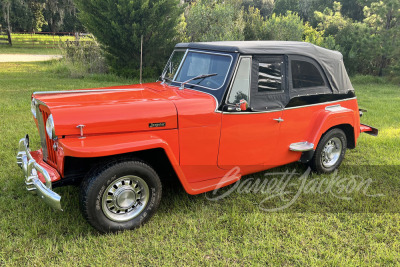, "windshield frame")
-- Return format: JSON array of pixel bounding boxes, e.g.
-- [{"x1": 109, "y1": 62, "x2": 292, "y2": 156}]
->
[
  {"x1": 161, "y1": 49, "x2": 188, "y2": 83},
  {"x1": 169, "y1": 49, "x2": 234, "y2": 91}
]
